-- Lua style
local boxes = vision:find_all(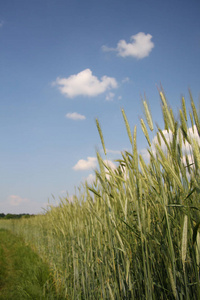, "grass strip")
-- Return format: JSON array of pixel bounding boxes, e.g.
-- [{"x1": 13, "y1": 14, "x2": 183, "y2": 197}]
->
[{"x1": 0, "y1": 229, "x2": 57, "y2": 300}]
